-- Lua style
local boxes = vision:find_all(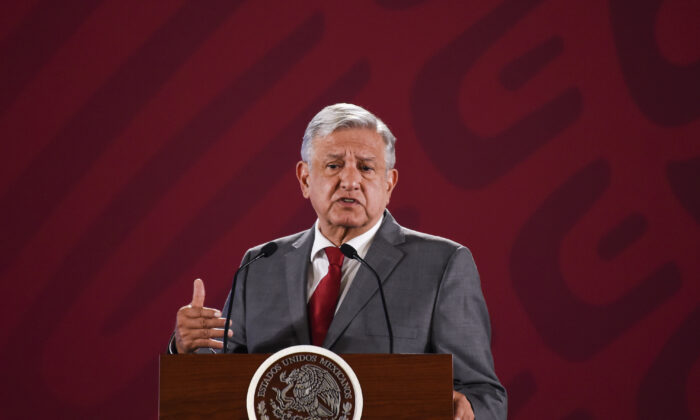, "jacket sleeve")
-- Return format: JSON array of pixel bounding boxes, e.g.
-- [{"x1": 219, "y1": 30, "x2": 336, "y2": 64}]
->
[
  {"x1": 220, "y1": 248, "x2": 254, "y2": 354},
  {"x1": 431, "y1": 246, "x2": 507, "y2": 419},
  {"x1": 166, "y1": 249, "x2": 254, "y2": 355}
]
